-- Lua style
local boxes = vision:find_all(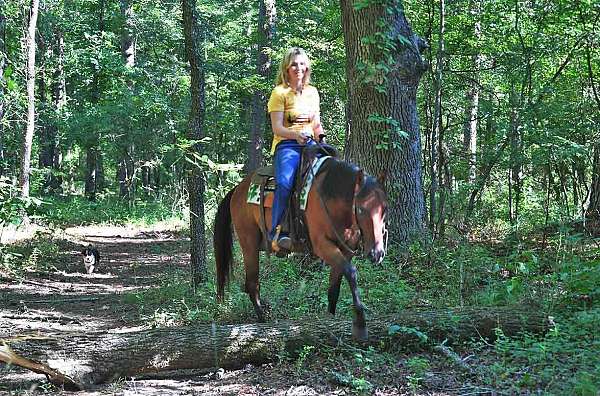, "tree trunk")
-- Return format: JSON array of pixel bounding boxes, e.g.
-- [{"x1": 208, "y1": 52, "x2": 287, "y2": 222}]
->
[
  {"x1": 36, "y1": 29, "x2": 53, "y2": 194},
  {"x1": 508, "y1": 88, "x2": 522, "y2": 225},
  {"x1": 463, "y1": 0, "x2": 482, "y2": 185},
  {"x1": 586, "y1": 143, "x2": 600, "y2": 222},
  {"x1": 0, "y1": 1, "x2": 5, "y2": 177},
  {"x1": 117, "y1": 0, "x2": 136, "y2": 201},
  {"x1": 245, "y1": 0, "x2": 276, "y2": 173},
  {"x1": 584, "y1": 44, "x2": 600, "y2": 226},
  {"x1": 1, "y1": 308, "x2": 549, "y2": 390},
  {"x1": 182, "y1": 0, "x2": 207, "y2": 287},
  {"x1": 19, "y1": 0, "x2": 40, "y2": 198},
  {"x1": 85, "y1": 0, "x2": 106, "y2": 201},
  {"x1": 340, "y1": 0, "x2": 428, "y2": 242},
  {"x1": 47, "y1": 28, "x2": 67, "y2": 194},
  {"x1": 429, "y1": 0, "x2": 445, "y2": 237},
  {"x1": 84, "y1": 147, "x2": 98, "y2": 200}
]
